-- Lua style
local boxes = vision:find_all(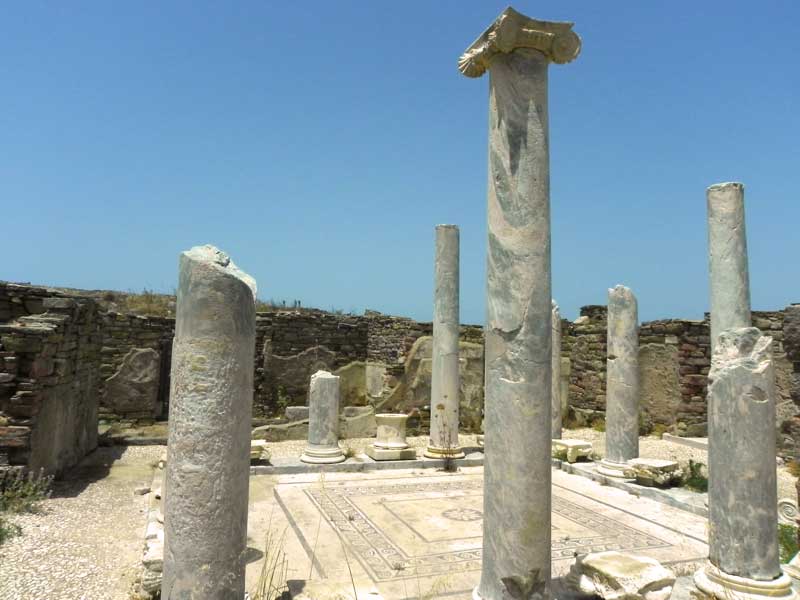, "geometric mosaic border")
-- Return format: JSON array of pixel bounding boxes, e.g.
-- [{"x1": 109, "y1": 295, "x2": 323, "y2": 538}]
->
[{"x1": 305, "y1": 479, "x2": 670, "y2": 582}]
